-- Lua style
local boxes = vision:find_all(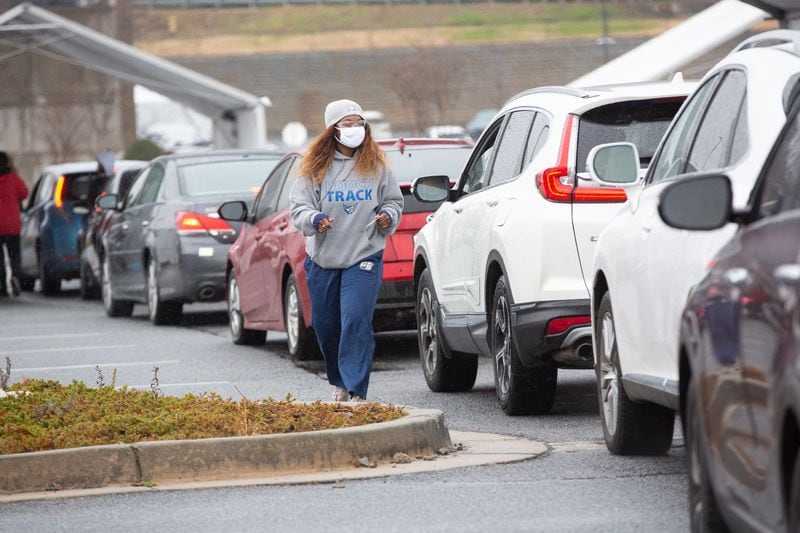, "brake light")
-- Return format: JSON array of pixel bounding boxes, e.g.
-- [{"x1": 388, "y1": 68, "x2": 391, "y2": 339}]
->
[
  {"x1": 545, "y1": 315, "x2": 591, "y2": 336},
  {"x1": 175, "y1": 211, "x2": 234, "y2": 236},
  {"x1": 536, "y1": 115, "x2": 627, "y2": 204},
  {"x1": 54, "y1": 176, "x2": 66, "y2": 208}
]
